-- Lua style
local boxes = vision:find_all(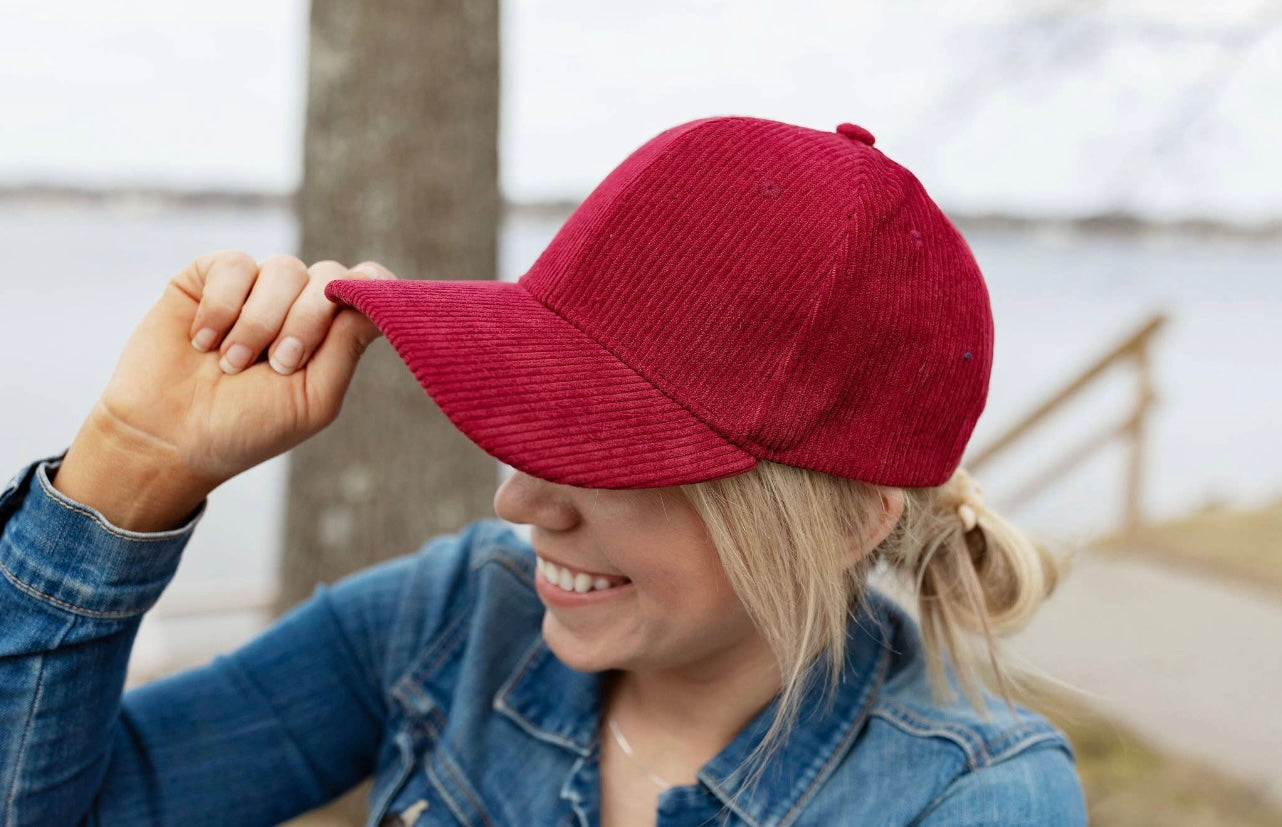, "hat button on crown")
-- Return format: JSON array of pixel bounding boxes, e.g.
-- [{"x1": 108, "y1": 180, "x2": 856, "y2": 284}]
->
[{"x1": 836, "y1": 123, "x2": 875, "y2": 146}]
